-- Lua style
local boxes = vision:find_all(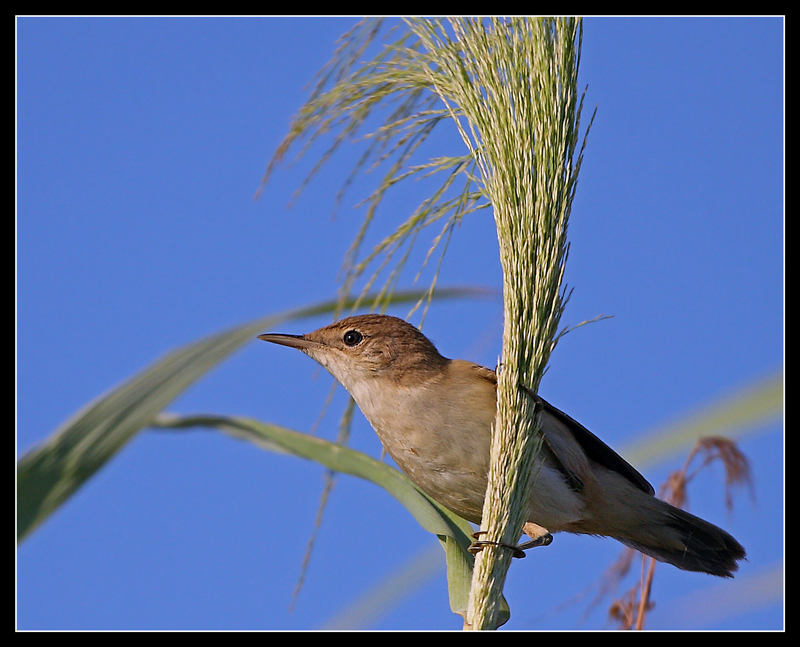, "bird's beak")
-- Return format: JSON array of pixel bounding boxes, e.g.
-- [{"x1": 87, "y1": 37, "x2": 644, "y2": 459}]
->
[{"x1": 257, "y1": 332, "x2": 319, "y2": 351}]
